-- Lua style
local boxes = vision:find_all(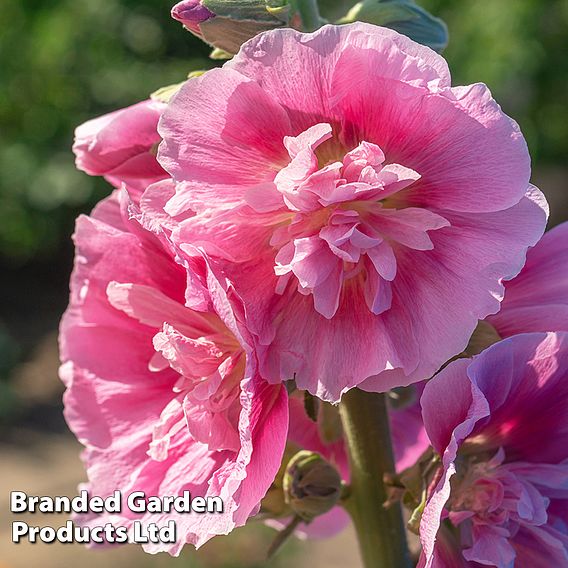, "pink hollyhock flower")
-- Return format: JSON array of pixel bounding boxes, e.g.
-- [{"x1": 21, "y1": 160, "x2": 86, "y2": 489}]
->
[
  {"x1": 59, "y1": 190, "x2": 288, "y2": 554},
  {"x1": 418, "y1": 332, "x2": 568, "y2": 567},
  {"x1": 155, "y1": 23, "x2": 548, "y2": 401},
  {"x1": 488, "y1": 221, "x2": 568, "y2": 337},
  {"x1": 73, "y1": 99, "x2": 168, "y2": 195}
]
